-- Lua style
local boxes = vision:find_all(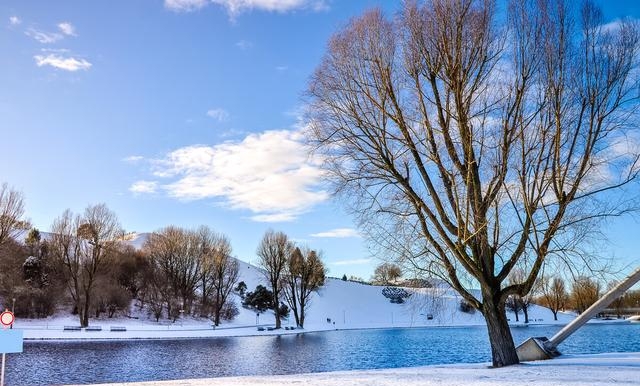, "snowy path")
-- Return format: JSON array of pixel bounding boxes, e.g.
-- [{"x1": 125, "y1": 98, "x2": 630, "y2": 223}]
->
[{"x1": 68, "y1": 352, "x2": 640, "y2": 386}]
